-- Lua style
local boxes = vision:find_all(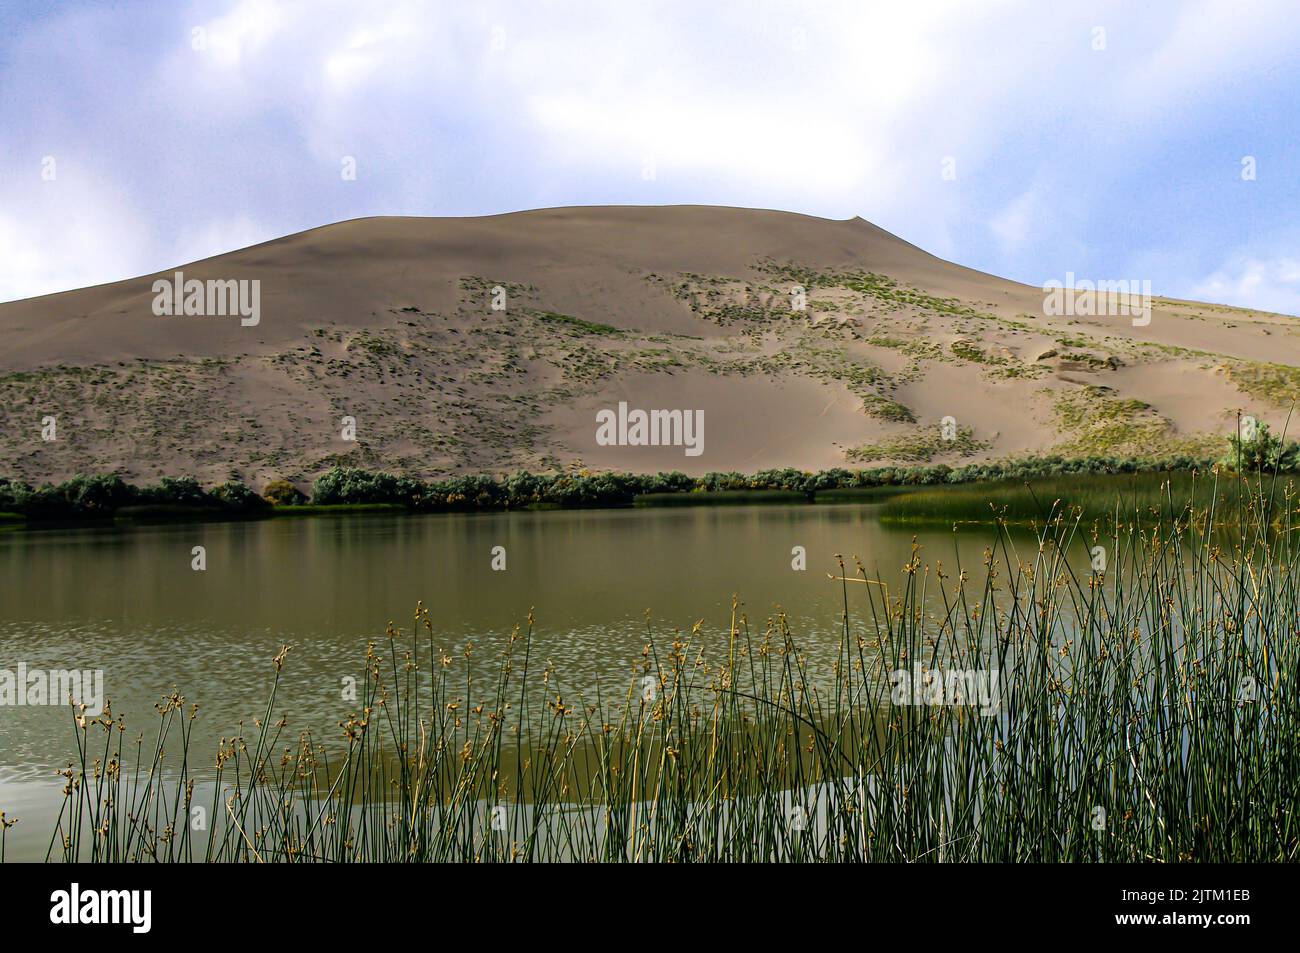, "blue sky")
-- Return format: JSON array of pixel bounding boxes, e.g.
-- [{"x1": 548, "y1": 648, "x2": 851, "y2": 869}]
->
[{"x1": 2, "y1": 0, "x2": 1299, "y2": 314}]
